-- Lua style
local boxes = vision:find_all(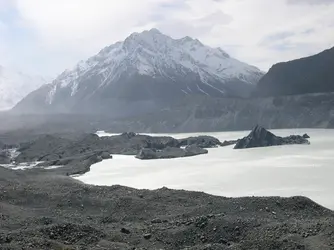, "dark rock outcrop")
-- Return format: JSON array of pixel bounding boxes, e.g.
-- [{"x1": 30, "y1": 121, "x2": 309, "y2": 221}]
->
[
  {"x1": 303, "y1": 133, "x2": 310, "y2": 139},
  {"x1": 282, "y1": 135, "x2": 311, "y2": 145},
  {"x1": 36, "y1": 151, "x2": 113, "y2": 176},
  {"x1": 9, "y1": 133, "x2": 219, "y2": 173},
  {"x1": 178, "y1": 136, "x2": 223, "y2": 148},
  {"x1": 184, "y1": 145, "x2": 209, "y2": 156},
  {"x1": 15, "y1": 133, "x2": 221, "y2": 164},
  {"x1": 221, "y1": 140, "x2": 238, "y2": 147},
  {"x1": 16, "y1": 135, "x2": 73, "y2": 163},
  {"x1": 39, "y1": 151, "x2": 112, "y2": 168},
  {"x1": 135, "y1": 148, "x2": 158, "y2": 160},
  {"x1": 234, "y1": 125, "x2": 310, "y2": 149},
  {"x1": 136, "y1": 146, "x2": 208, "y2": 160}
]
